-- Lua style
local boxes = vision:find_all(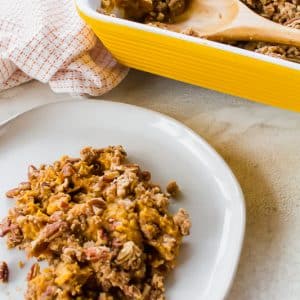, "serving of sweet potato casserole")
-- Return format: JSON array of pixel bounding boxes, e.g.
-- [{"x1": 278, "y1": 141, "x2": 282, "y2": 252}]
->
[{"x1": 0, "y1": 146, "x2": 191, "y2": 300}]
